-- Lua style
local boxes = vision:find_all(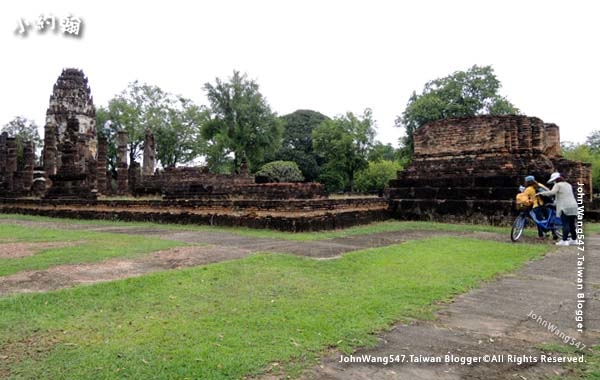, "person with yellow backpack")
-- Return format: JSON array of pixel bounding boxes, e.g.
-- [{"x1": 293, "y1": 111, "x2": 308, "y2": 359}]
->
[{"x1": 522, "y1": 175, "x2": 558, "y2": 240}]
